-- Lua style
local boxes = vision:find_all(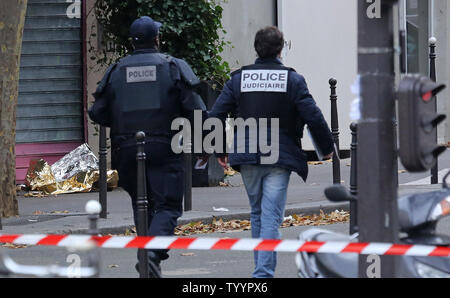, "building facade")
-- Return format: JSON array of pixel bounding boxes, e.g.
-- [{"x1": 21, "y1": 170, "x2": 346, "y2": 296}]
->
[
  {"x1": 278, "y1": 0, "x2": 450, "y2": 150},
  {"x1": 15, "y1": 0, "x2": 450, "y2": 182},
  {"x1": 16, "y1": 0, "x2": 85, "y2": 183}
]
